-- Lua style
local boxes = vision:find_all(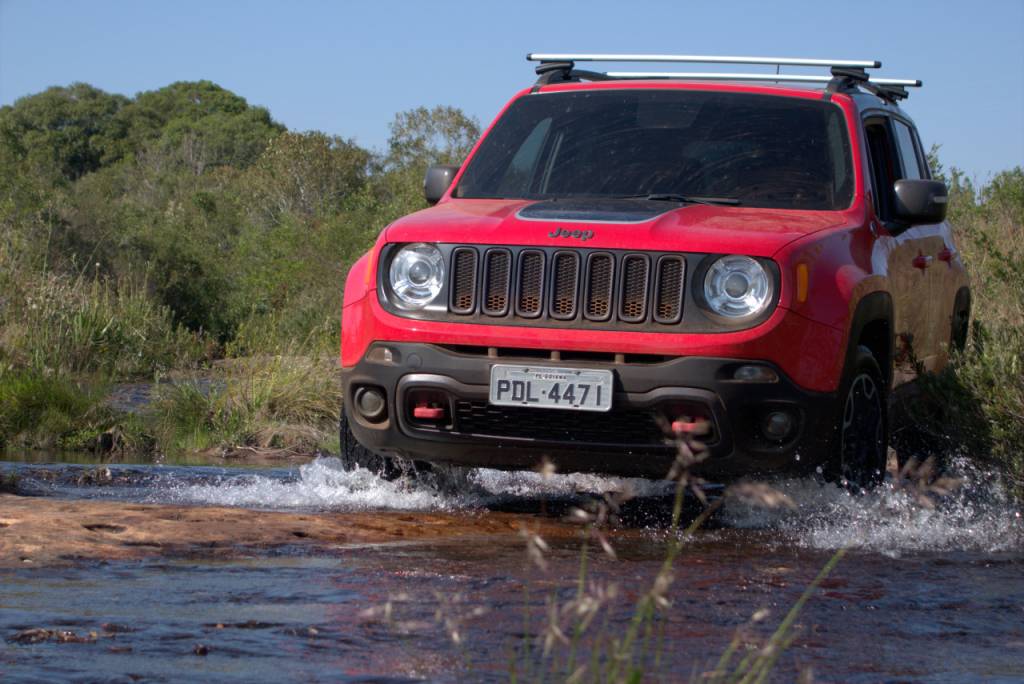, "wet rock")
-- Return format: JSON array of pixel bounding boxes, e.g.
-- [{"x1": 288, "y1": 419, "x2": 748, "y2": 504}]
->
[
  {"x1": 0, "y1": 493, "x2": 585, "y2": 567},
  {"x1": 75, "y1": 467, "x2": 113, "y2": 486},
  {"x1": 8, "y1": 628, "x2": 53, "y2": 644},
  {"x1": 100, "y1": 623, "x2": 136, "y2": 634},
  {"x1": 7, "y1": 628, "x2": 97, "y2": 644}
]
